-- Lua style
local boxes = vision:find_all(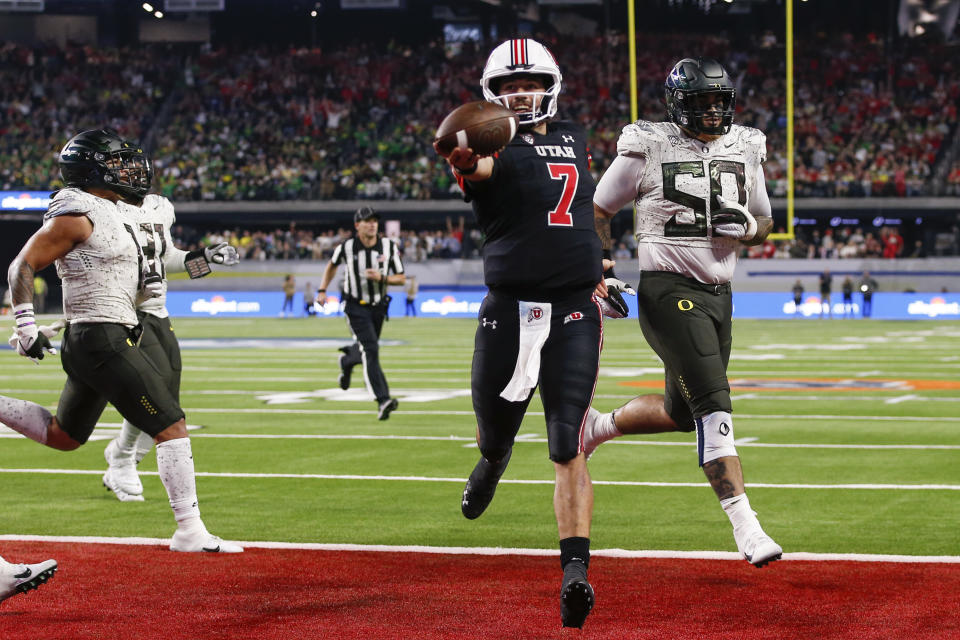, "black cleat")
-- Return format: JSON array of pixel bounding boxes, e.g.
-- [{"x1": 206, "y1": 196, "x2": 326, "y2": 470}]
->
[
  {"x1": 460, "y1": 449, "x2": 512, "y2": 519},
  {"x1": 560, "y1": 562, "x2": 594, "y2": 629},
  {"x1": 377, "y1": 398, "x2": 398, "y2": 421},
  {"x1": 337, "y1": 349, "x2": 353, "y2": 390}
]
